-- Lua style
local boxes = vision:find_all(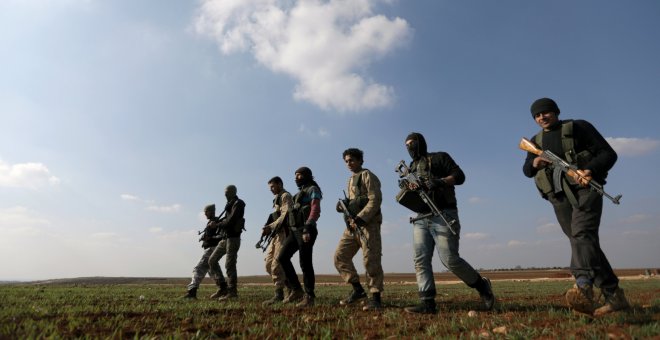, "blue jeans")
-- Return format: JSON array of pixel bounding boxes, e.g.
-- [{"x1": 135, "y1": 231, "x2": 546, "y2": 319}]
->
[{"x1": 412, "y1": 209, "x2": 480, "y2": 299}]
